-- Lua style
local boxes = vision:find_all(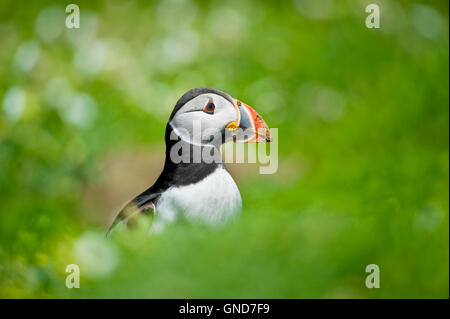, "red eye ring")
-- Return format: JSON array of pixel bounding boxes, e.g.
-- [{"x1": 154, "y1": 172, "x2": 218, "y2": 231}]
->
[{"x1": 203, "y1": 102, "x2": 215, "y2": 114}]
